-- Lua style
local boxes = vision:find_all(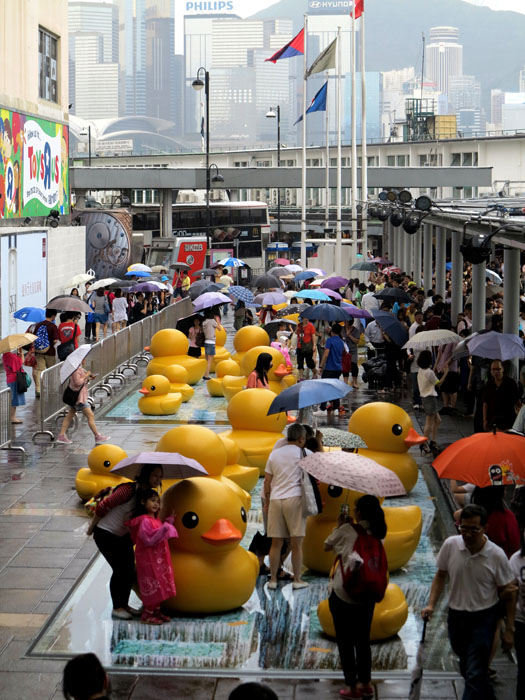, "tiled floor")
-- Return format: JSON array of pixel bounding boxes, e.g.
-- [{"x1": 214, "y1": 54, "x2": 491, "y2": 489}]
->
[{"x1": 0, "y1": 319, "x2": 519, "y2": 699}]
